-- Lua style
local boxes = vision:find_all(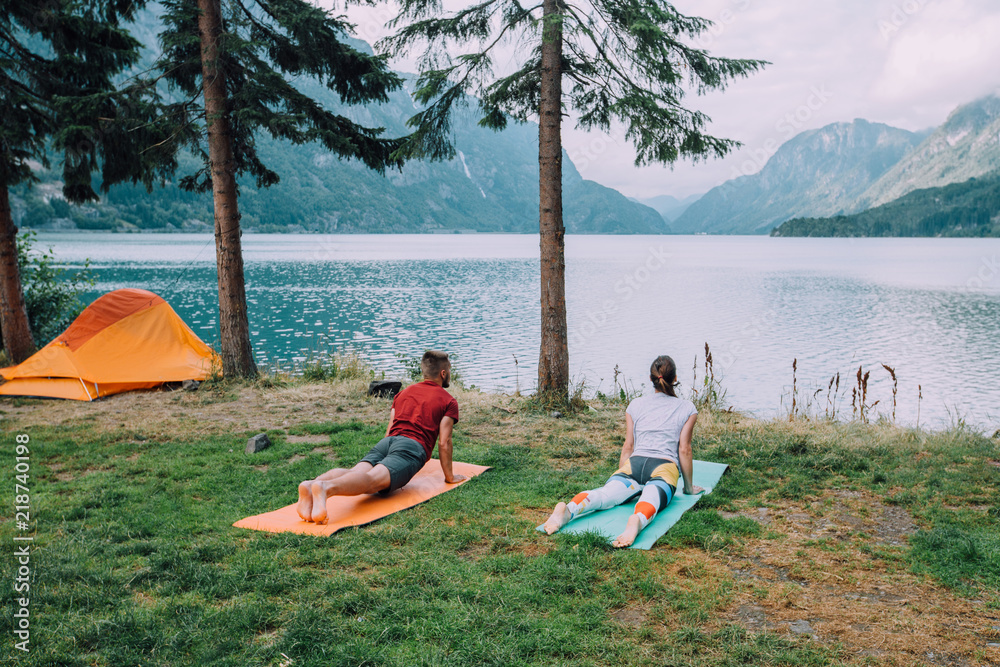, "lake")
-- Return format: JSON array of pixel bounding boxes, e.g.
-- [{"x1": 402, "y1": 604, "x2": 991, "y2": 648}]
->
[{"x1": 35, "y1": 232, "x2": 1000, "y2": 431}]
